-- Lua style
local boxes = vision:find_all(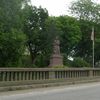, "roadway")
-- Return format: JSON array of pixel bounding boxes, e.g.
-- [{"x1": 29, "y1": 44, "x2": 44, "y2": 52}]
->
[{"x1": 0, "y1": 82, "x2": 100, "y2": 100}]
